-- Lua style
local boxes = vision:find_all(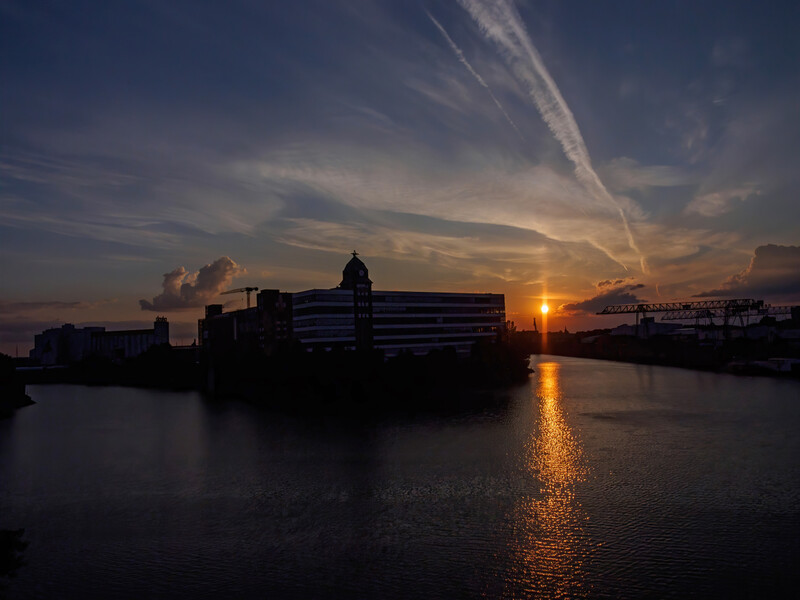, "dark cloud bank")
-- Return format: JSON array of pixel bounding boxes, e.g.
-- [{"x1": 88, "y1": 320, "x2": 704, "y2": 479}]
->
[
  {"x1": 140, "y1": 257, "x2": 244, "y2": 311},
  {"x1": 560, "y1": 282, "x2": 648, "y2": 316},
  {"x1": 696, "y1": 244, "x2": 800, "y2": 299},
  {"x1": 560, "y1": 244, "x2": 800, "y2": 318}
]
